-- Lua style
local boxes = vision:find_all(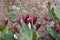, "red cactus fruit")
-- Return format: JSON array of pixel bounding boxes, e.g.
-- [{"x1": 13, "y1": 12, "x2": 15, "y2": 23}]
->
[
  {"x1": 16, "y1": 17, "x2": 22, "y2": 26},
  {"x1": 33, "y1": 16, "x2": 37, "y2": 24},
  {"x1": 56, "y1": 24, "x2": 60, "y2": 34},
  {"x1": 36, "y1": 22, "x2": 41, "y2": 30},
  {"x1": 22, "y1": 13, "x2": 29, "y2": 24},
  {"x1": 3, "y1": 18, "x2": 8, "y2": 25},
  {"x1": 24, "y1": 13, "x2": 29, "y2": 18},
  {"x1": 43, "y1": 16, "x2": 50, "y2": 21},
  {"x1": 27, "y1": 18, "x2": 32, "y2": 24},
  {"x1": 22, "y1": 15, "x2": 28, "y2": 24},
  {"x1": 12, "y1": 24, "x2": 19, "y2": 33}
]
